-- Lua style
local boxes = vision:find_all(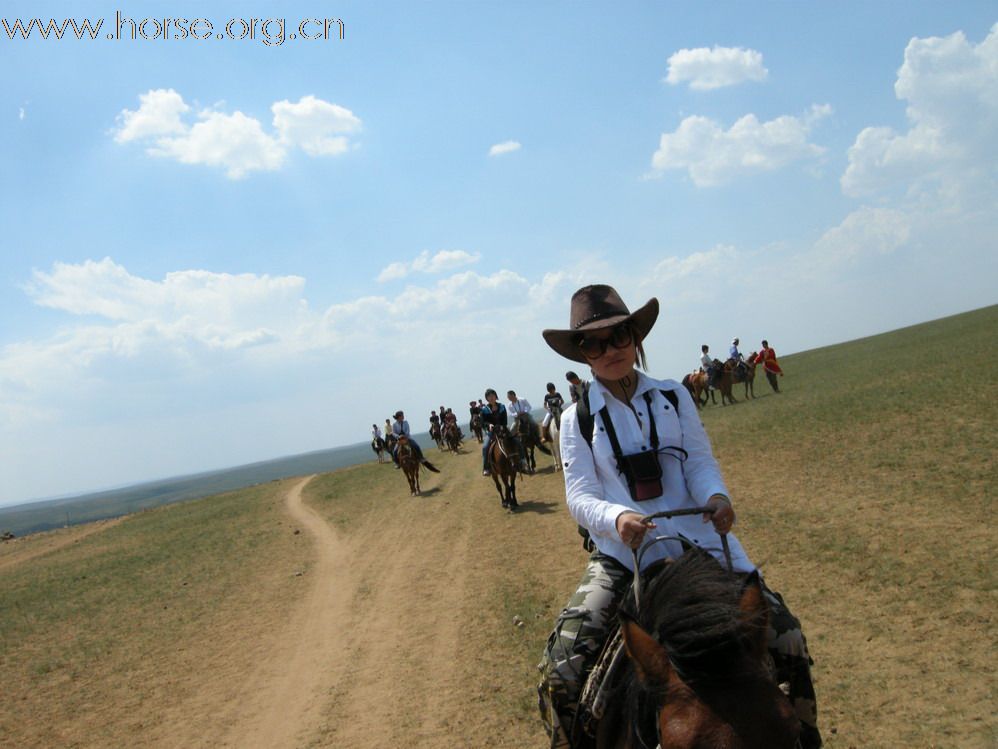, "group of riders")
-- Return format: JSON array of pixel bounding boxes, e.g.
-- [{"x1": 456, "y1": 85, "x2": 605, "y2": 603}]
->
[
  {"x1": 369, "y1": 373, "x2": 595, "y2": 478},
  {"x1": 698, "y1": 337, "x2": 784, "y2": 393}
]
